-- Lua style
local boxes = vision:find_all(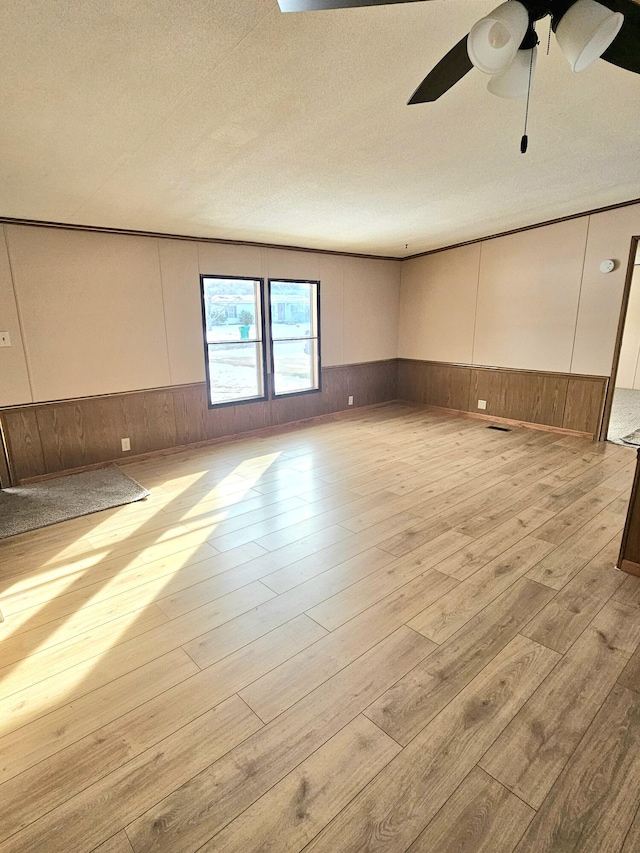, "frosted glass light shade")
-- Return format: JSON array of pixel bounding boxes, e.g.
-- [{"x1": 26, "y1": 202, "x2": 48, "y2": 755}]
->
[
  {"x1": 555, "y1": 0, "x2": 624, "y2": 72},
  {"x1": 467, "y1": 1, "x2": 530, "y2": 75},
  {"x1": 488, "y1": 46, "x2": 537, "y2": 97}
]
